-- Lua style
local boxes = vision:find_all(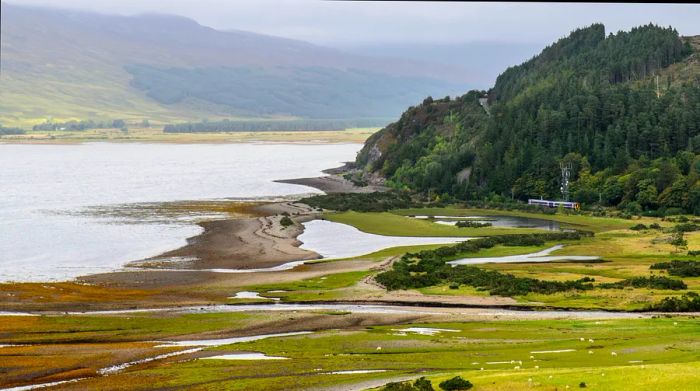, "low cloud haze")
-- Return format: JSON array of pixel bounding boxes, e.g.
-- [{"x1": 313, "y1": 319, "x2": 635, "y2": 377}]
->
[{"x1": 7, "y1": 1, "x2": 700, "y2": 46}]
